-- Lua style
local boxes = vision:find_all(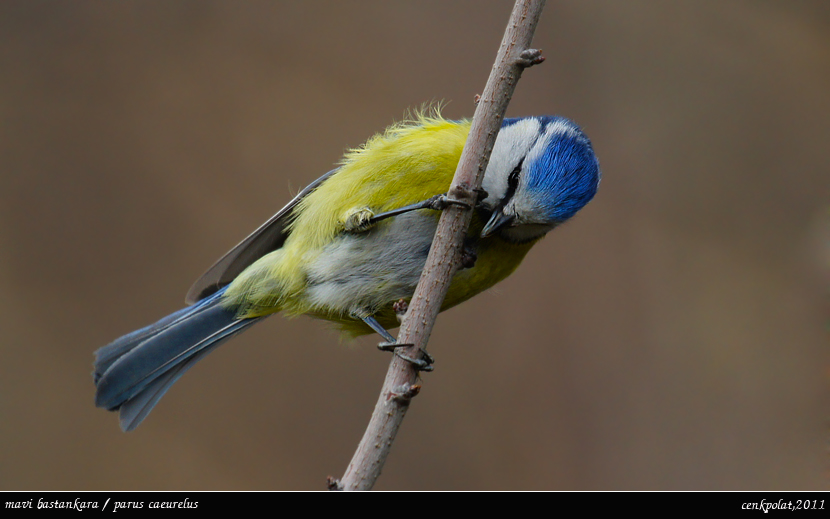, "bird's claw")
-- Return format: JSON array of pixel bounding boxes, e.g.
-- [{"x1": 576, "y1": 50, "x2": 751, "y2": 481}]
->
[
  {"x1": 343, "y1": 207, "x2": 376, "y2": 232},
  {"x1": 377, "y1": 342, "x2": 435, "y2": 372},
  {"x1": 426, "y1": 194, "x2": 471, "y2": 211}
]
